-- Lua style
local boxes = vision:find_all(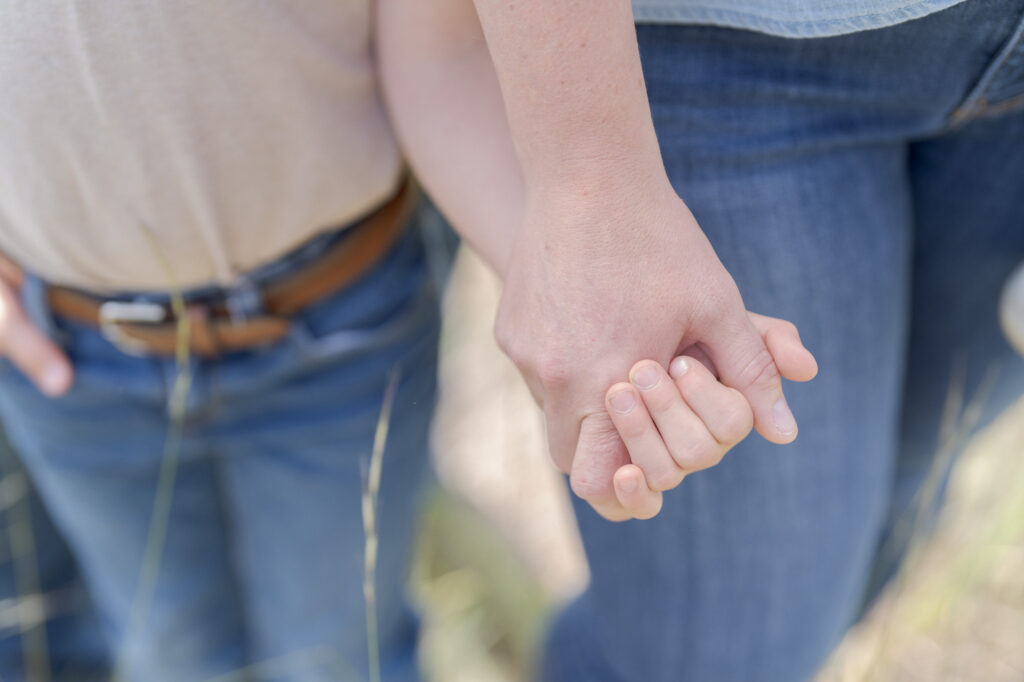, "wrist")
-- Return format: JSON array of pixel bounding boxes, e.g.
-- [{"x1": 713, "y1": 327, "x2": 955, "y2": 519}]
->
[
  {"x1": 518, "y1": 167, "x2": 681, "y2": 242},
  {"x1": 520, "y1": 140, "x2": 668, "y2": 198}
]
